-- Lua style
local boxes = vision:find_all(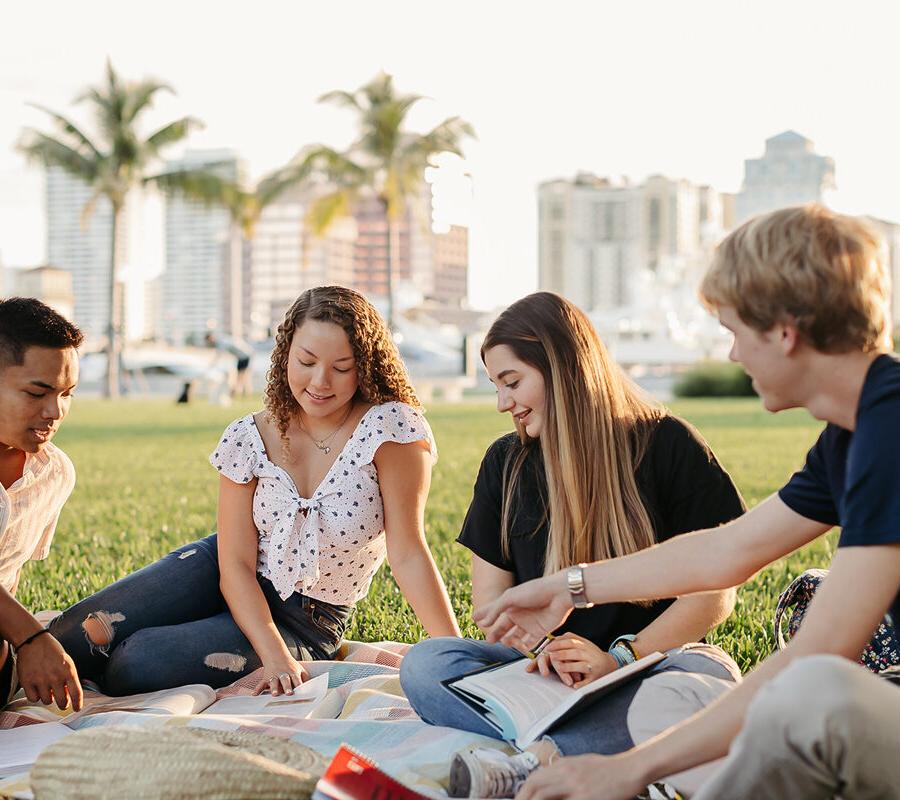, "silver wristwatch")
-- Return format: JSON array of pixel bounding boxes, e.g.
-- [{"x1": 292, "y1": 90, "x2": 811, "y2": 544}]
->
[{"x1": 566, "y1": 563, "x2": 594, "y2": 609}]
